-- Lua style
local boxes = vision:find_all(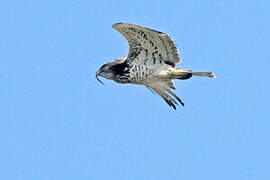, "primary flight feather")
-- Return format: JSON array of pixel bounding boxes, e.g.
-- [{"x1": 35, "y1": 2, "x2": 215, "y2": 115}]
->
[{"x1": 96, "y1": 23, "x2": 215, "y2": 109}]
